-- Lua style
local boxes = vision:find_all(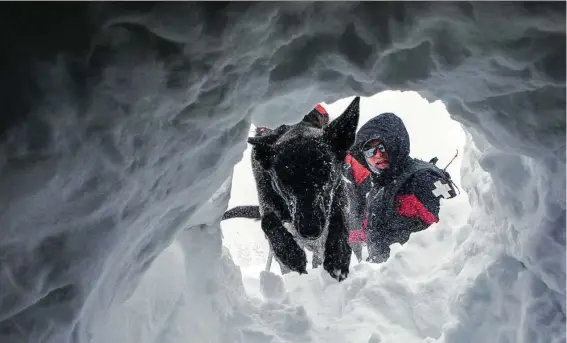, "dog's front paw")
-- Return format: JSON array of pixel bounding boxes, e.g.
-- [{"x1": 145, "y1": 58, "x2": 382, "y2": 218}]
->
[
  {"x1": 262, "y1": 213, "x2": 308, "y2": 275},
  {"x1": 276, "y1": 242, "x2": 308, "y2": 274},
  {"x1": 323, "y1": 222, "x2": 351, "y2": 282},
  {"x1": 323, "y1": 258, "x2": 349, "y2": 282}
]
